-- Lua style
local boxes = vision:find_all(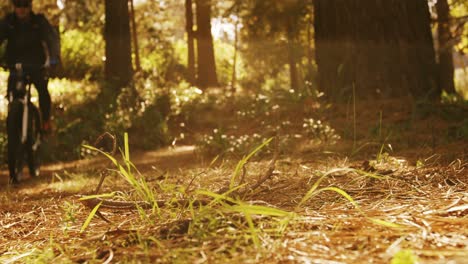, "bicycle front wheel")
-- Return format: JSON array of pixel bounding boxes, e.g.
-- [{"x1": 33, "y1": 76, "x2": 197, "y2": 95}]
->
[
  {"x1": 7, "y1": 100, "x2": 25, "y2": 182},
  {"x1": 27, "y1": 102, "x2": 41, "y2": 178}
]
